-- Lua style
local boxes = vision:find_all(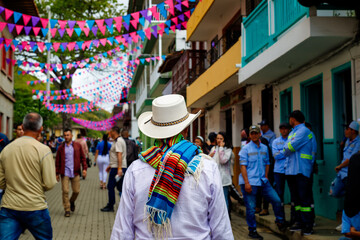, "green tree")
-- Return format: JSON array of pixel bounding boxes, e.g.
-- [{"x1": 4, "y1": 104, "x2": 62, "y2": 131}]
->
[{"x1": 17, "y1": 0, "x2": 127, "y2": 129}]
